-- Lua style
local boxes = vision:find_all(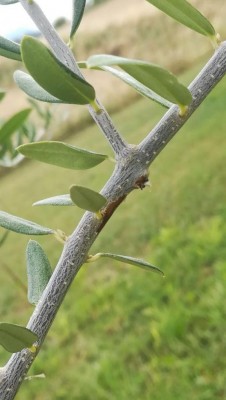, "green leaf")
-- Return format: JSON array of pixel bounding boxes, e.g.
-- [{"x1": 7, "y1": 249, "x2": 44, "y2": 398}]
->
[
  {"x1": 0, "y1": 322, "x2": 37, "y2": 353},
  {"x1": 0, "y1": 36, "x2": 21, "y2": 61},
  {"x1": 146, "y1": 0, "x2": 215, "y2": 37},
  {"x1": 103, "y1": 65, "x2": 172, "y2": 108},
  {"x1": 26, "y1": 240, "x2": 52, "y2": 305},
  {"x1": 21, "y1": 36, "x2": 95, "y2": 105},
  {"x1": 0, "y1": 211, "x2": 54, "y2": 235},
  {"x1": 93, "y1": 253, "x2": 164, "y2": 276},
  {"x1": 80, "y1": 62, "x2": 172, "y2": 108},
  {"x1": 0, "y1": 108, "x2": 31, "y2": 145},
  {"x1": 0, "y1": 0, "x2": 18, "y2": 4},
  {"x1": 14, "y1": 71, "x2": 63, "y2": 103},
  {"x1": 17, "y1": 141, "x2": 108, "y2": 170},
  {"x1": 70, "y1": 185, "x2": 107, "y2": 212},
  {"x1": 0, "y1": 91, "x2": 6, "y2": 102},
  {"x1": 33, "y1": 194, "x2": 74, "y2": 207},
  {"x1": 86, "y1": 55, "x2": 192, "y2": 107},
  {"x1": 70, "y1": 0, "x2": 86, "y2": 38}
]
